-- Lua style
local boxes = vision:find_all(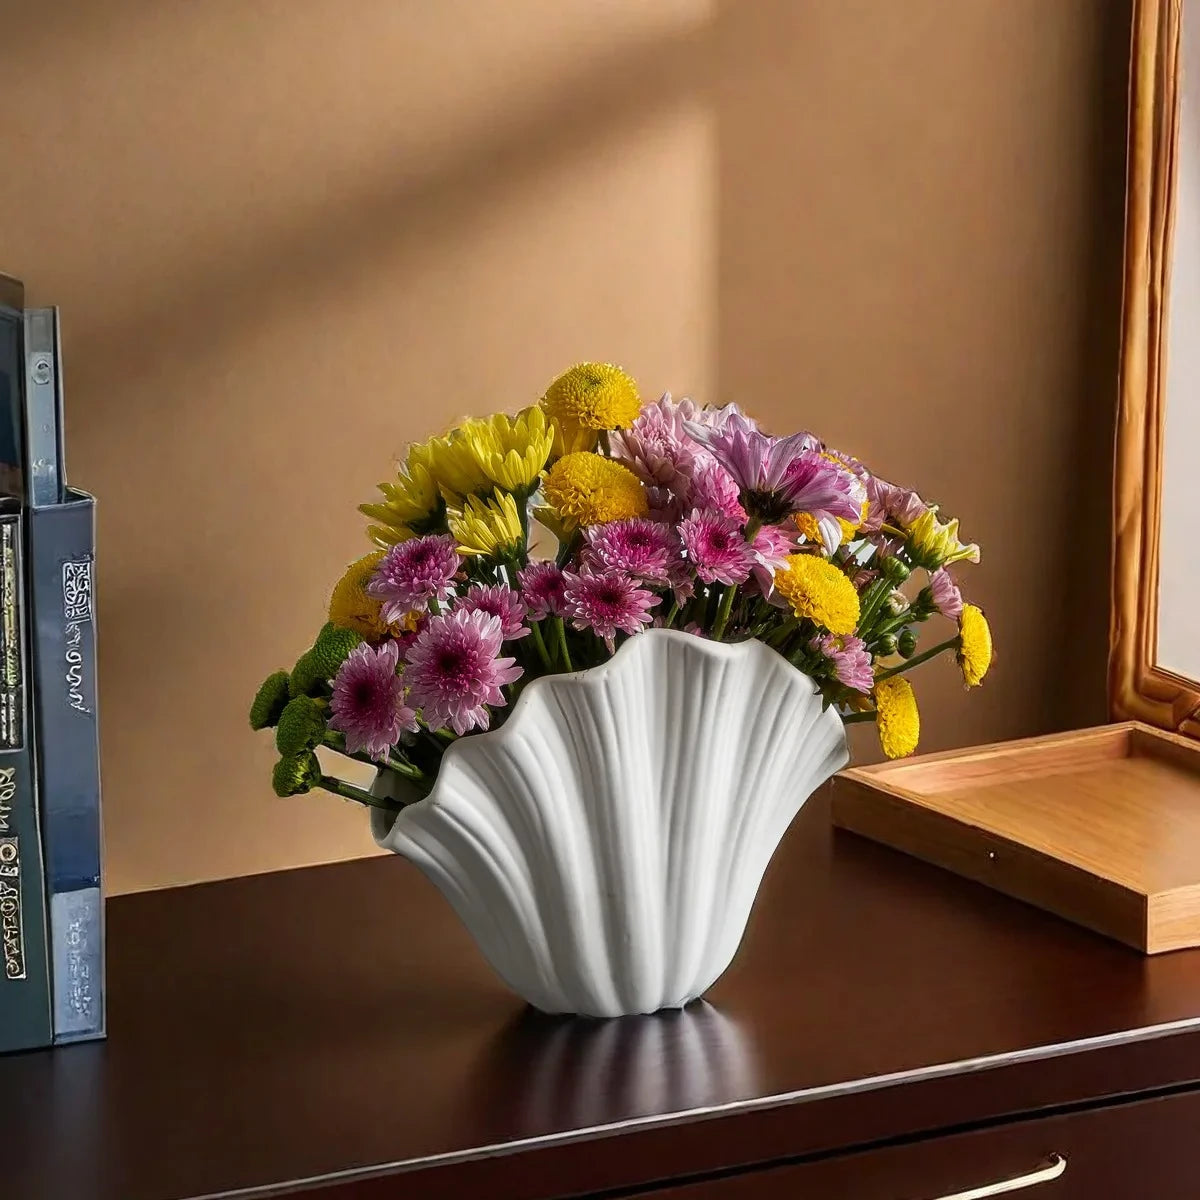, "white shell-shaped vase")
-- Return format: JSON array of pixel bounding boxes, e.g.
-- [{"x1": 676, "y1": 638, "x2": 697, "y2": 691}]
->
[{"x1": 371, "y1": 629, "x2": 848, "y2": 1018}]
